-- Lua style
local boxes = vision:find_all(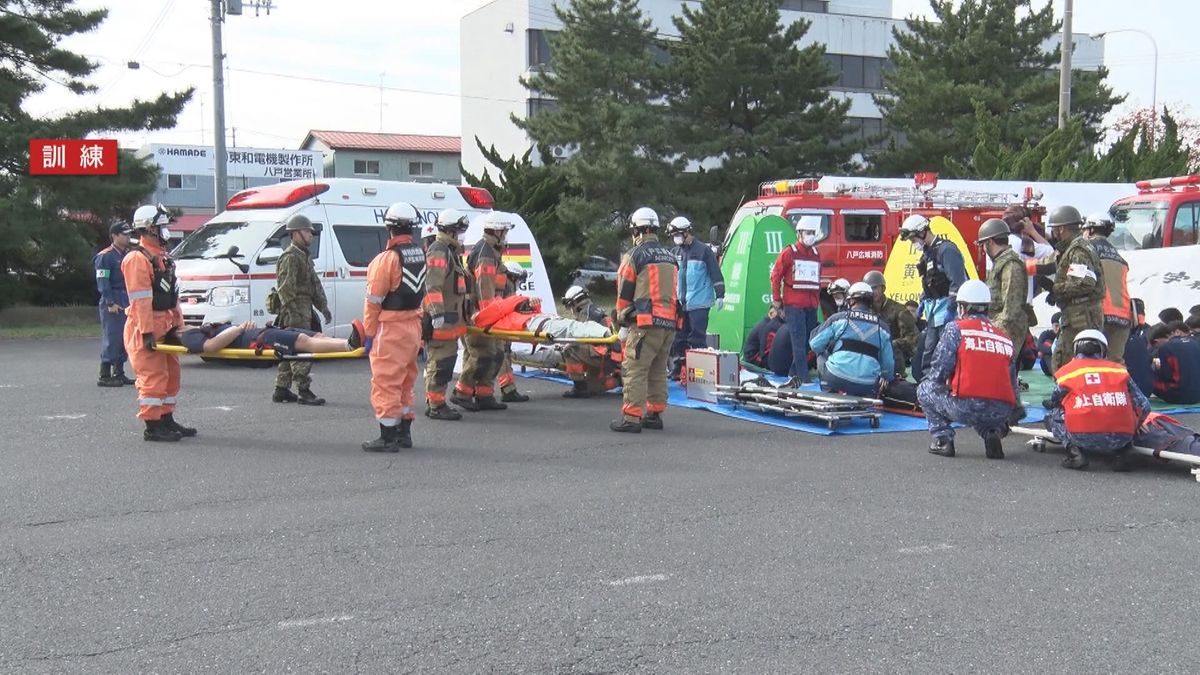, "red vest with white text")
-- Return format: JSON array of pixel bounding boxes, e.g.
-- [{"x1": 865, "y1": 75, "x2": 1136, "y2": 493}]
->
[
  {"x1": 950, "y1": 318, "x2": 1016, "y2": 404},
  {"x1": 1053, "y1": 357, "x2": 1138, "y2": 435}
]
